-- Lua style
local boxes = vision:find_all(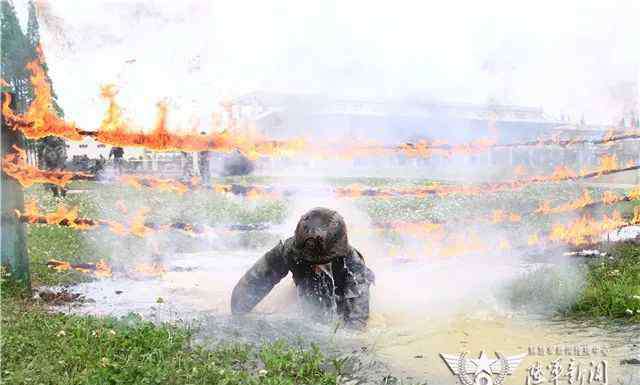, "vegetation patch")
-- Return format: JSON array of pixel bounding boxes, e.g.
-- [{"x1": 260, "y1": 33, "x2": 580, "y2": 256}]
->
[
  {"x1": 503, "y1": 241, "x2": 640, "y2": 321},
  {"x1": 0, "y1": 293, "x2": 341, "y2": 385}
]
